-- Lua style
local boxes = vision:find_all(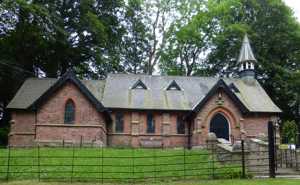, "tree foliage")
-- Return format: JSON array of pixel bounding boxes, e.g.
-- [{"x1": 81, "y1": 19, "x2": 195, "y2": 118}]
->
[
  {"x1": 206, "y1": 0, "x2": 300, "y2": 121},
  {"x1": 160, "y1": 0, "x2": 300, "y2": 122},
  {"x1": 282, "y1": 120, "x2": 298, "y2": 144}
]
